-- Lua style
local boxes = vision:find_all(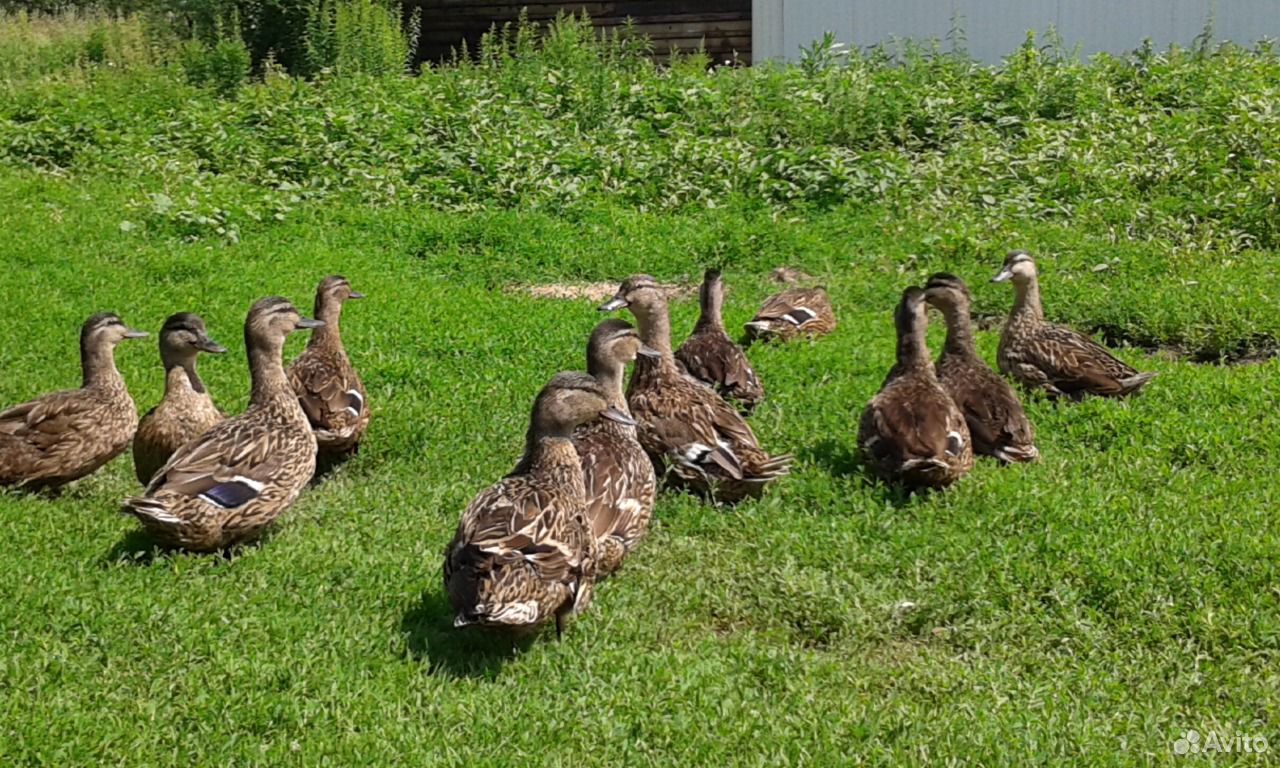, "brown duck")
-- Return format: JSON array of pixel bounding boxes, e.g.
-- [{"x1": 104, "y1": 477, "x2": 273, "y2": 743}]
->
[
  {"x1": 600, "y1": 275, "x2": 791, "y2": 503},
  {"x1": 994, "y1": 250, "x2": 1156, "y2": 398},
  {"x1": 445, "y1": 372, "x2": 633, "y2": 635},
  {"x1": 287, "y1": 275, "x2": 369, "y2": 457},
  {"x1": 675, "y1": 268, "x2": 764, "y2": 412},
  {"x1": 122, "y1": 297, "x2": 323, "y2": 551},
  {"x1": 924, "y1": 273, "x2": 1038, "y2": 463},
  {"x1": 132, "y1": 313, "x2": 228, "y2": 484},
  {"x1": 744, "y1": 286, "x2": 837, "y2": 341},
  {"x1": 574, "y1": 319, "x2": 658, "y2": 575},
  {"x1": 859, "y1": 287, "x2": 973, "y2": 489},
  {"x1": 0, "y1": 312, "x2": 147, "y2": 490}
]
